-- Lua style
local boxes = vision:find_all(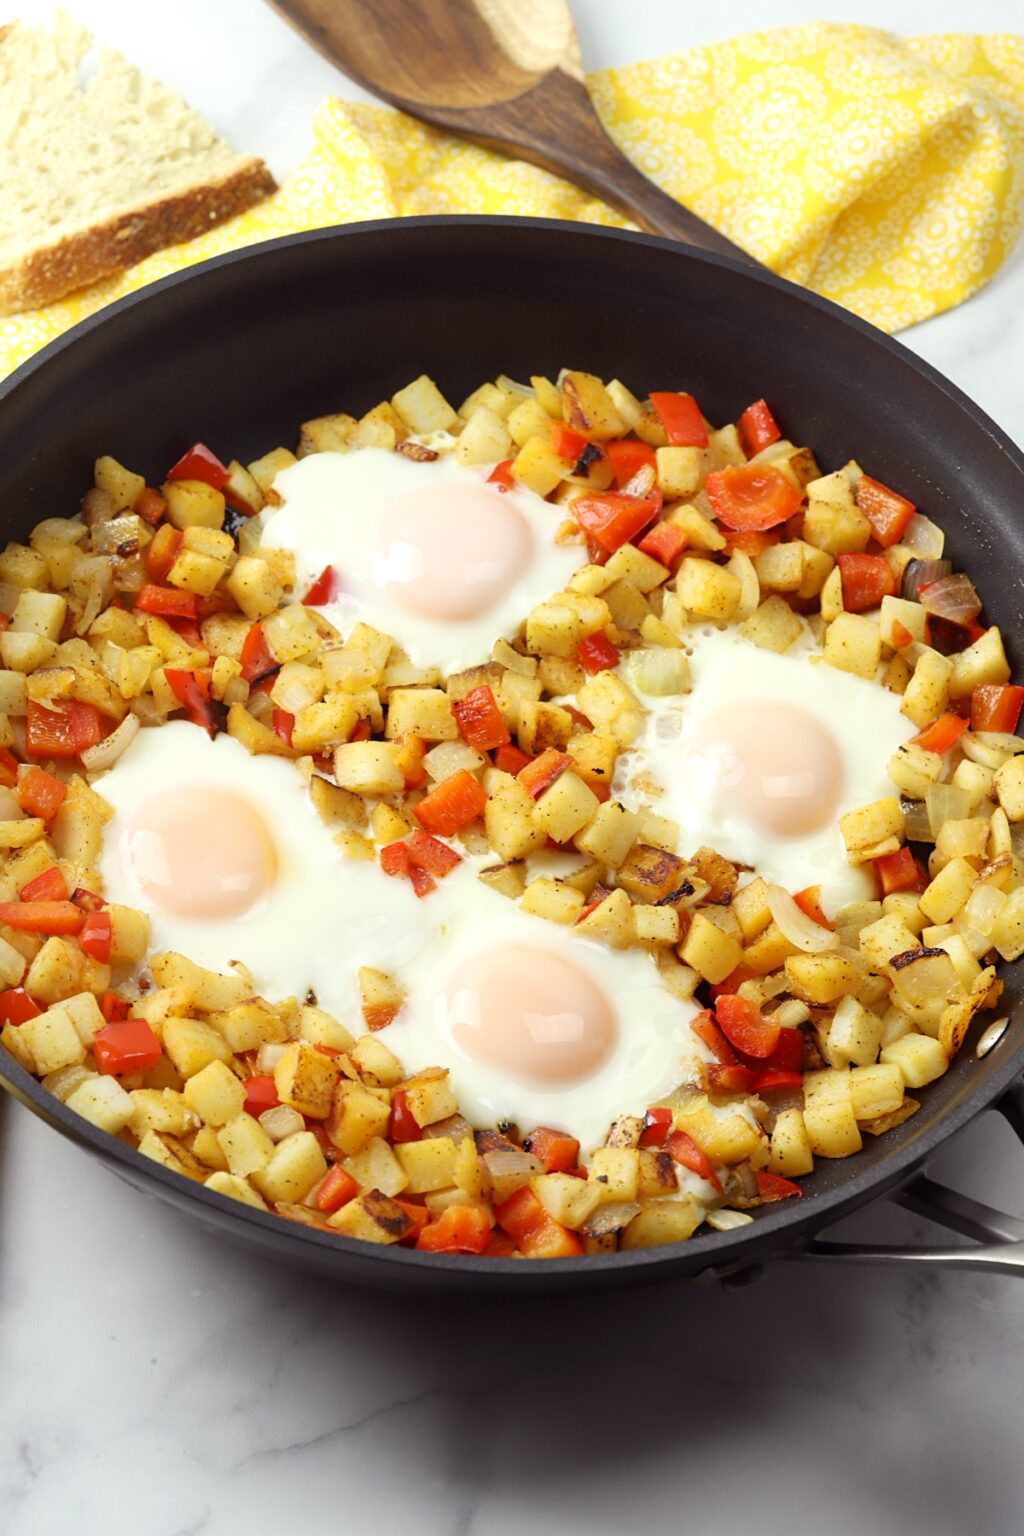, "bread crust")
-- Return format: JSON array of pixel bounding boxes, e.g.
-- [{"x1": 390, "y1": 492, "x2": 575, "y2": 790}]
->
[{"x1": 0, "y1": 157, "x2": 277, "y2": 317}]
